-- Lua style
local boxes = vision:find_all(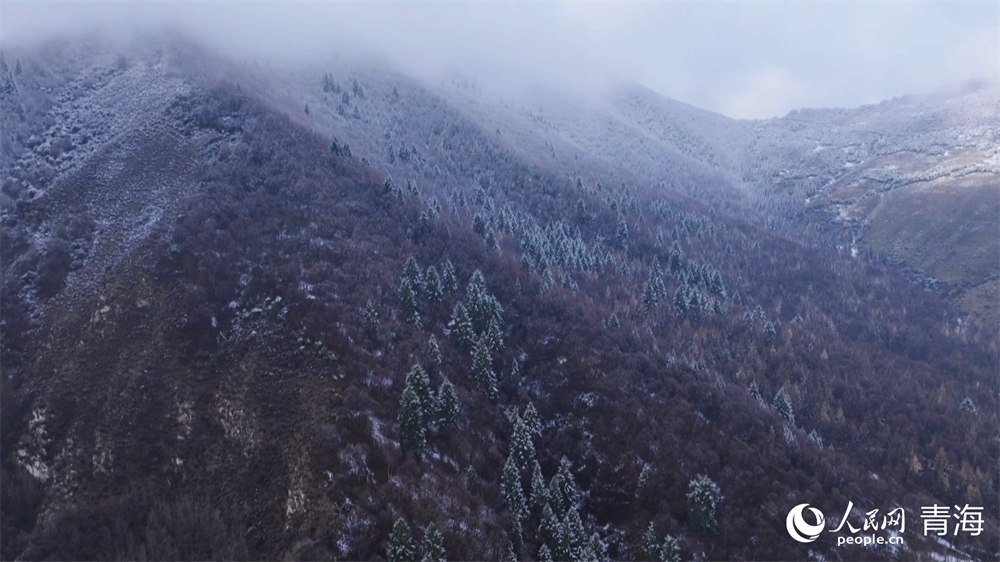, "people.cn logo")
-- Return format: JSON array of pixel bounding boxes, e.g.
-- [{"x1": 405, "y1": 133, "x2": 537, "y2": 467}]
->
[{"x1": 786, "y1": 504, "x2": 826, "y2": 543}]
